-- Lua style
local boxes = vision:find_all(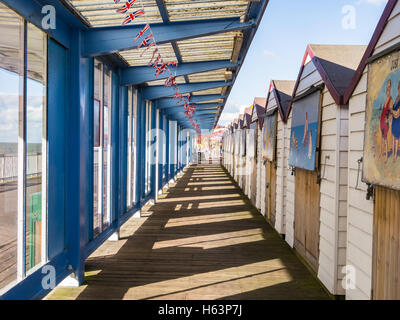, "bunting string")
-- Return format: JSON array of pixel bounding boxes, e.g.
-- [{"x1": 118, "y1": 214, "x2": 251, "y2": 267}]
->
[{"x1": 113, "y1": 0, "x2": 201, "y2": 134}]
